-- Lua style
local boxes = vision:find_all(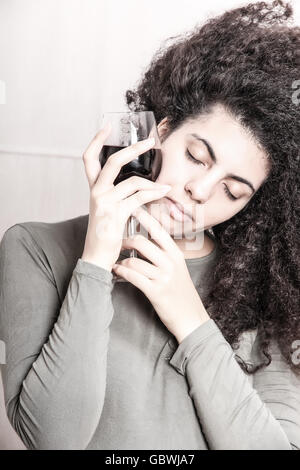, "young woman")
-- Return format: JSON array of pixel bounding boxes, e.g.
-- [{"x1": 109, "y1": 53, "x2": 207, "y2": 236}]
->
[{"x1": 0, "y1": 0, "x2": 299, "y2": 450}]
